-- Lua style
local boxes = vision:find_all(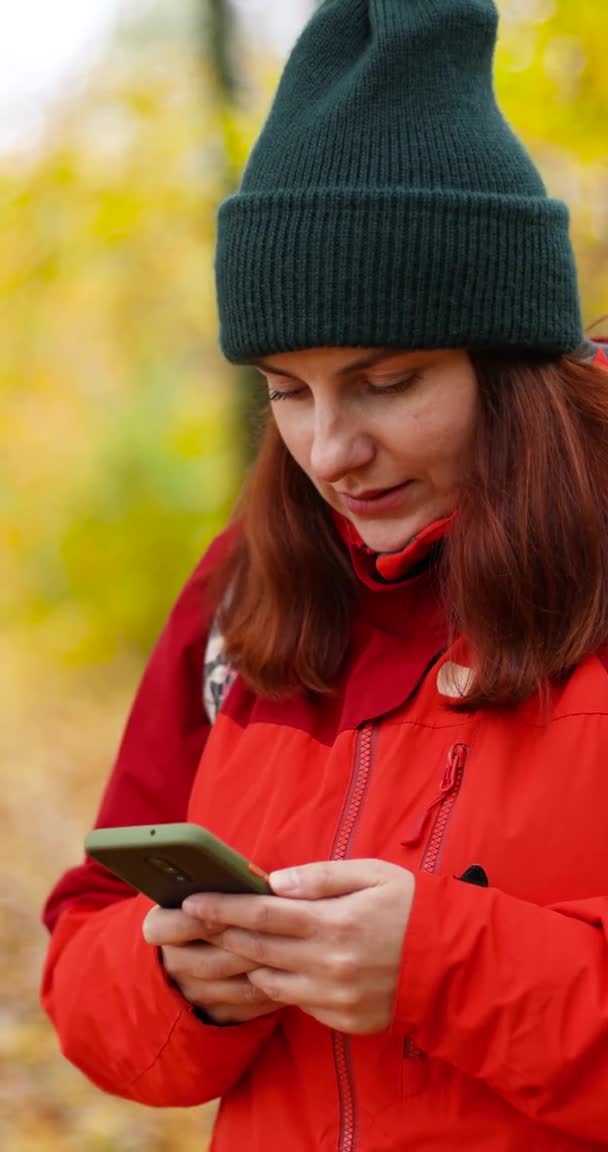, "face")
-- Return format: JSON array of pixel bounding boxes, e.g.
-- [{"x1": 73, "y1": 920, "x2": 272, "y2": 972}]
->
[{"x1": 253, "y1": 346, "x2": 479, "y2": 554}]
